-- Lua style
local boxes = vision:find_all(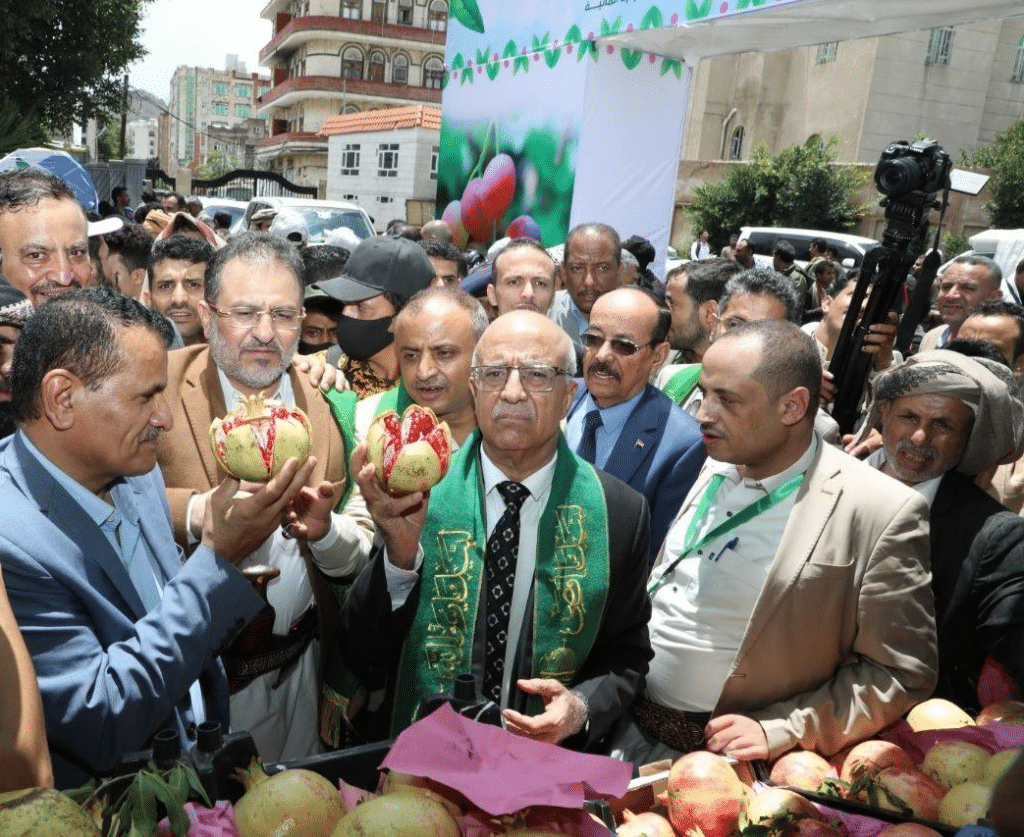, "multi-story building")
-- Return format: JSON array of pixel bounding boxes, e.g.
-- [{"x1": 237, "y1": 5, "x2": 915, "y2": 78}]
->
[
  {"x1": 683, "y1": 18, "x2": 1024, "y2": 166},
  {"x1": 320, "y1": 103, "x2": 440, "y2": 224},
  {"x1": 167, "y1": 57, "x2": 272, "y2": 170},
  {"x1": 126, "y1": 118, "x2": 158, "y2": 162},
  {"x1": 256, "y1": 0, "x2": 447, "y2": 190}
]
